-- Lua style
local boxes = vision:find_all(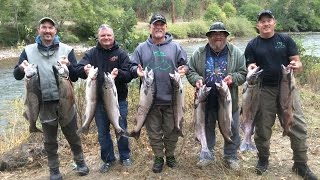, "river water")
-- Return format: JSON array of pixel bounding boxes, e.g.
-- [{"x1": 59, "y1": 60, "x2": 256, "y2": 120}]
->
[{"x1": 1, "y1": 33, "x2": 320, "y2": 130}]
